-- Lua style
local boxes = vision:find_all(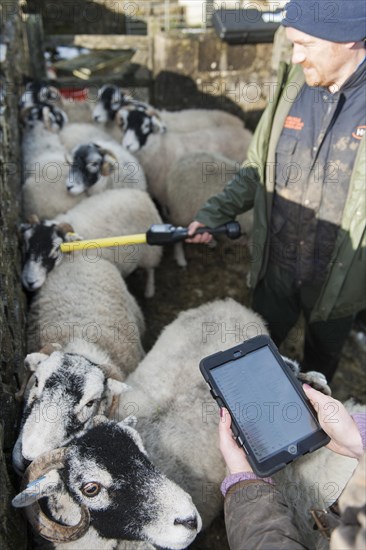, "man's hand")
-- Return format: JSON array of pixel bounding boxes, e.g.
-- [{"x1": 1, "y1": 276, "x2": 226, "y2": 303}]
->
[
  {"x1": 185, "y1": 221, "x2": 213, "y2": 244},
  {"x1": 303, "y1": 384, "x2": 363, "y2": 459}
]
